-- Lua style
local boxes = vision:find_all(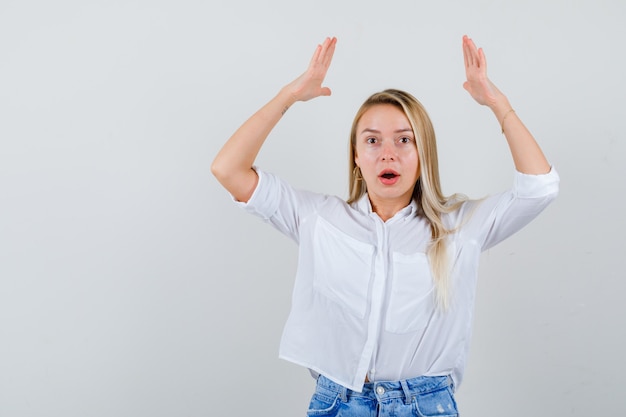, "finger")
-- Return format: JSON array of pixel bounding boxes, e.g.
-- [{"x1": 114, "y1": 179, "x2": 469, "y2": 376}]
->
[
  {"x1": 309, "y1": 43, "x2": 323, "y2": 69},
  {"x1": 462, "y1": 36, "x2": 471, "y2": 66},
  {"x1": 310, "y1": 38, "x2": 329, "y2": 71},
  {"x1": 465, "y1": 37, "x2": 480, "y2": 68},
  {"x1": 478, "y1": 47, "x2": 487, "y2": 72},
  {"x1": 323, "y1": 37, "x2": 337, "y2": 68},
  {"x1": 320, "y1": 86, "x2": 332, "y2": 96},
  {"x1": 462, "y1": 35, "x2": 471, "y2": 68},
  {"x1": 319, "y1": 37, "x2": 337, "y2": 69}
]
